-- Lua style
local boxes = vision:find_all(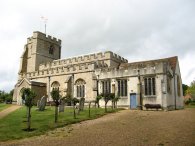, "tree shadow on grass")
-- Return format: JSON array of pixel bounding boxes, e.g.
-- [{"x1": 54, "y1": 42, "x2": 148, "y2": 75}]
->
[{"x1": 22, "y1": 128, "x2": 36, "y2": 132}]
